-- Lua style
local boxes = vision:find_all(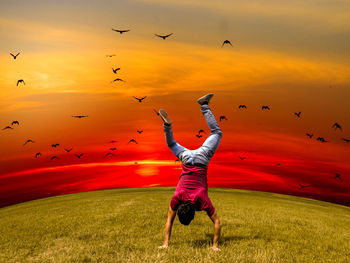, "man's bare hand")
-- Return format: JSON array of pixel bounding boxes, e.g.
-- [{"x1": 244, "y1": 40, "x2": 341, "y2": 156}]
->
[
  {"x1": 210, "y1": 246, "x2": 221, "y2": 251},
  {"x1": 158, "y1": 244, "x2": 168, "y2": 249}
]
